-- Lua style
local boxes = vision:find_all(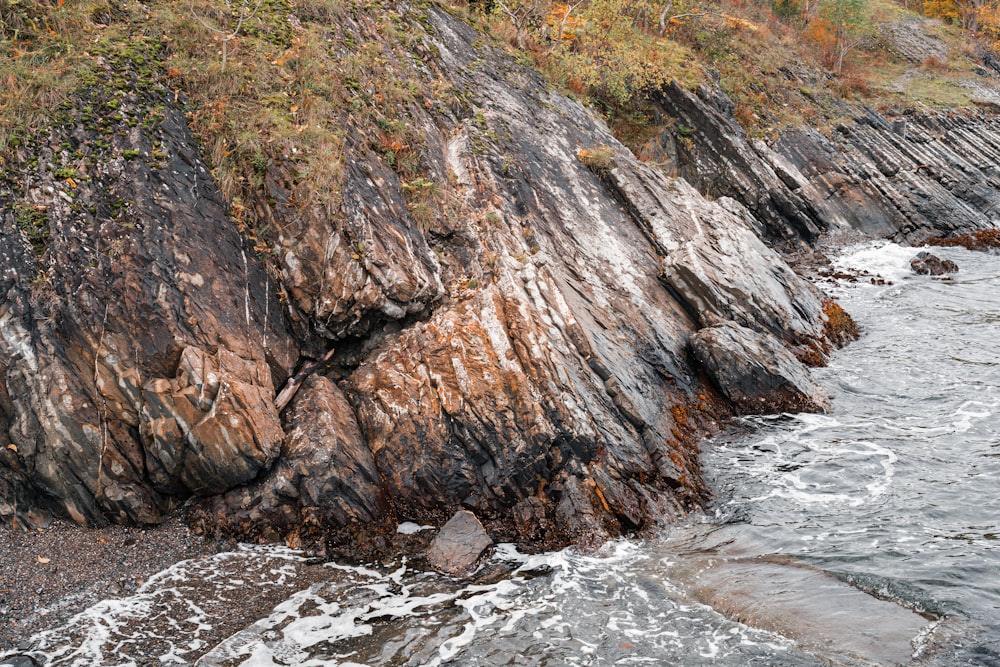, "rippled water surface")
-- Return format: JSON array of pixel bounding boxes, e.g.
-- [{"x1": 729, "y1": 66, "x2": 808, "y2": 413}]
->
[
  {"x1": 5, "y1": 242, "x2": 999, "y2": 666},
  {"x1": 701, "y1": 242, "x2": 1000, "y2": 665}
]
